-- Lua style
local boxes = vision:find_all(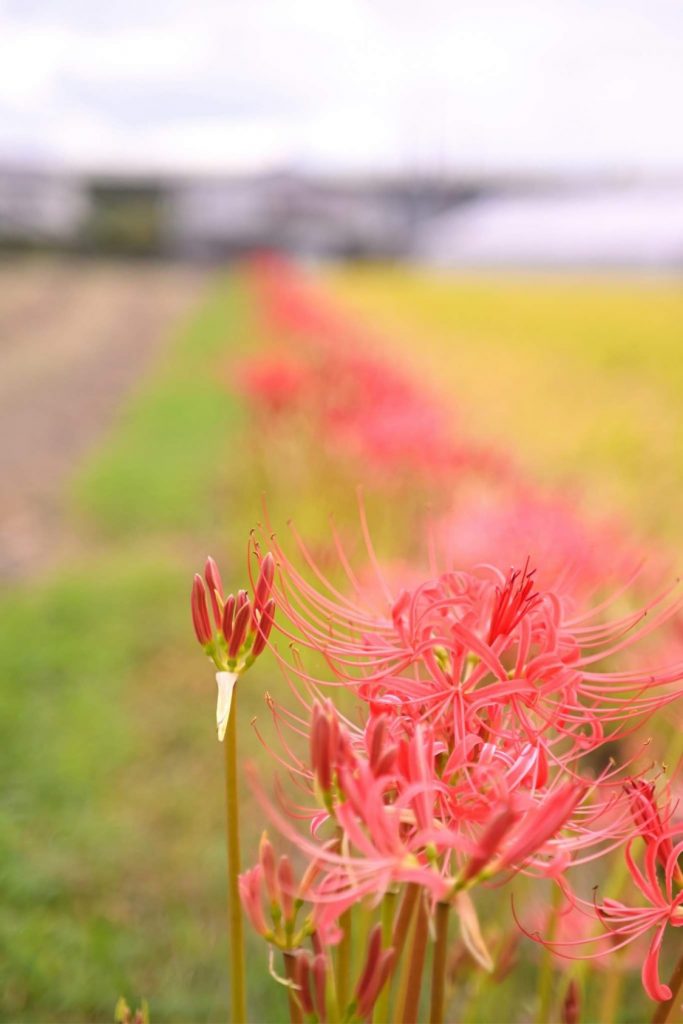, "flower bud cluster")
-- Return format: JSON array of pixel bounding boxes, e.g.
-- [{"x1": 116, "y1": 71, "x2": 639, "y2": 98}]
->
[
  {"x1": 239, "y1": 832, "x2": 321, "y2": 950},
  {"x1": 287, "y1": 924, "x2": 394, "y2": 1023},
  {"x1": 191, "y1": 552, "x2": 275, "y2": 673}
]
